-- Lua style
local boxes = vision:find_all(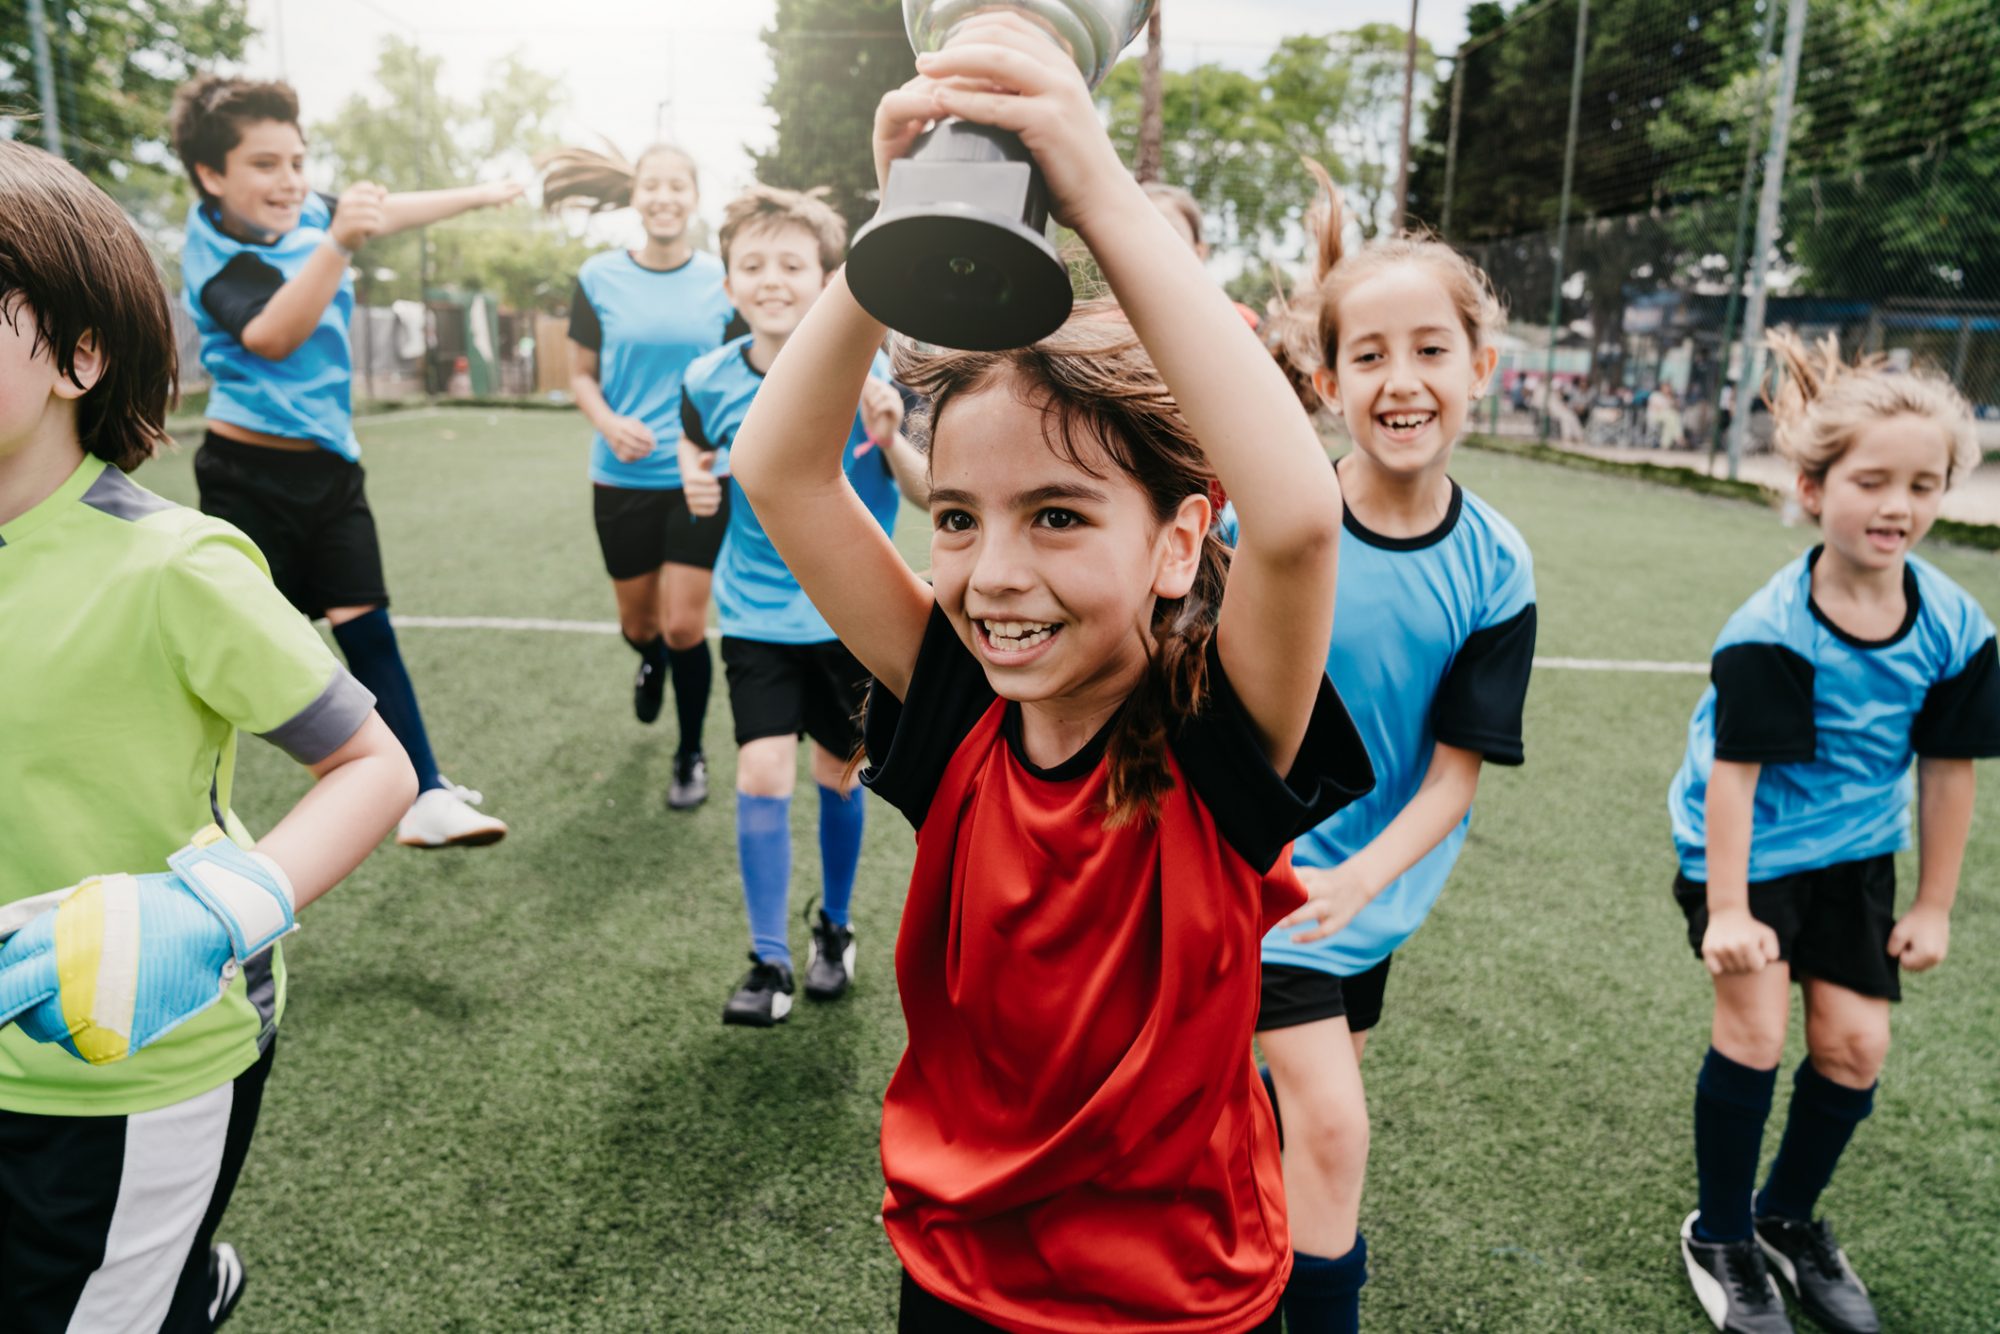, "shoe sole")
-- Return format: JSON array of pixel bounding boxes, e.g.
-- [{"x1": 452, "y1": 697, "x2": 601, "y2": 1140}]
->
[
  {"x1": 666, "y1": 791, "x2": 707, "y2": 810},
  {"x1": 398, "y1": 828, "x2": 508, "y2": 848}
]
